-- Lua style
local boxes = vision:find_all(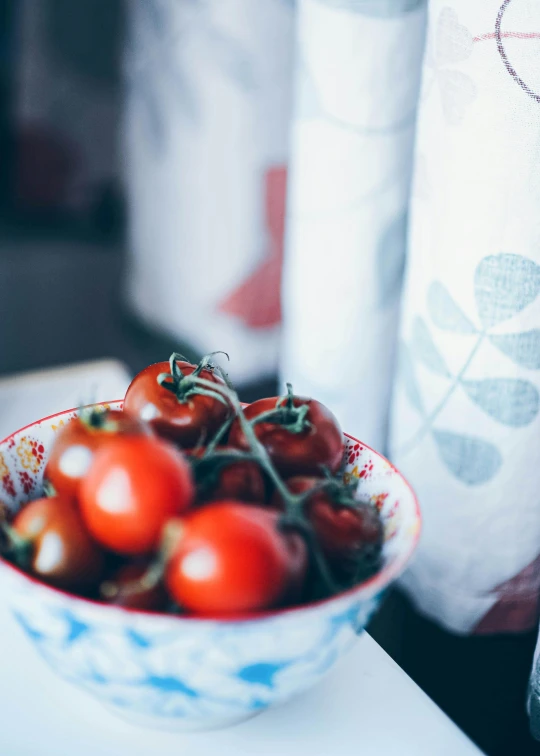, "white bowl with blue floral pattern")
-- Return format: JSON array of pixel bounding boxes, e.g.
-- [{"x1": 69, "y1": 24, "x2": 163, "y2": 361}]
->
[{"x1": 0, "y1": 402, "x2": 420, "y2": 731}]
